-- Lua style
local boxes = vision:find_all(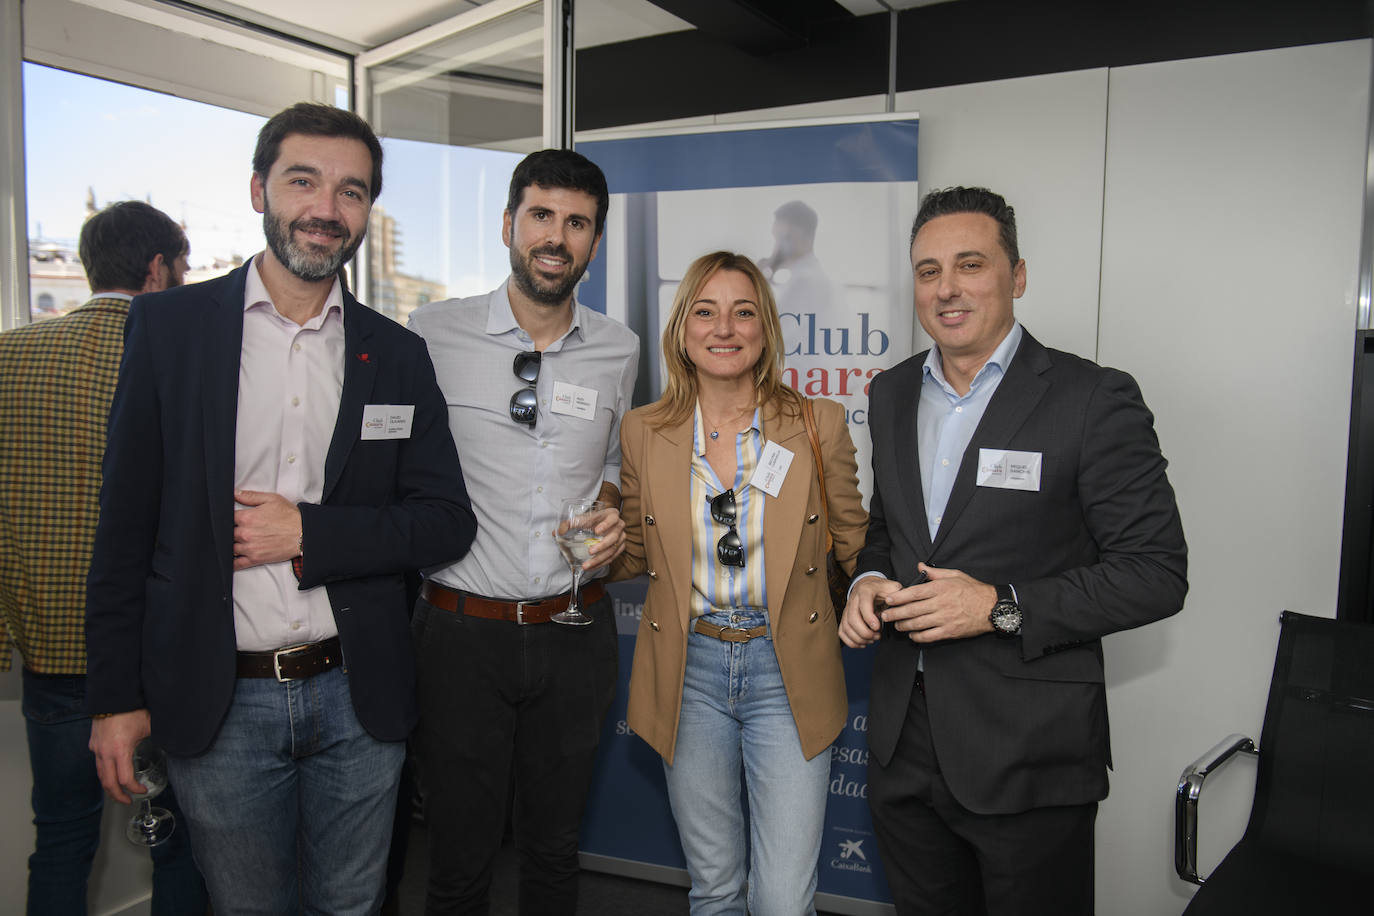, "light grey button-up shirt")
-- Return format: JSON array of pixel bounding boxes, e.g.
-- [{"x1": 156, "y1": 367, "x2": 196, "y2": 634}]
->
[{"x1": 408, "y1": 280, "x2": 639, "y2": 601}]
